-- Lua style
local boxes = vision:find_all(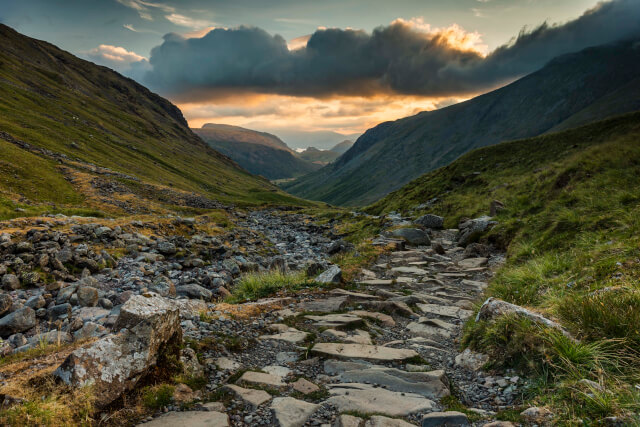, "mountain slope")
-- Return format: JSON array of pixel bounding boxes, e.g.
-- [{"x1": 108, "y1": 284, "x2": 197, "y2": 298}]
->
[
  {"x1": 284, "y1": 39, "x2": 640, "y2": 206},
  {"x1": 0, "y1": 24, "x2": 306, "y2": 218},
  {"x1": 365, "y1": 111, "x2": 640, "y2": 423},
  {"x1": 193, "y1": 124, "x2": 321, "y2": 180},
  {"x1": 298, "y1": 147, "x2": 340, "y2": 165},
  {"x1": 330, "y1": 140, "x2": 354, "y2": 154}
]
